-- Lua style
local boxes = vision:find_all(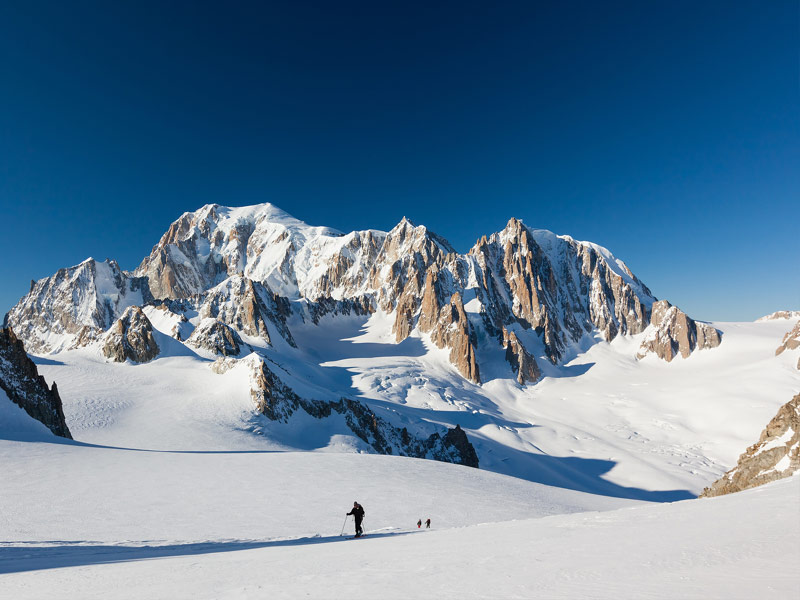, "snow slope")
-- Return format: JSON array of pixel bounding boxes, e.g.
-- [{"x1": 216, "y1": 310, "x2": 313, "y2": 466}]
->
[
  {"x1": 0, "y1": 436, "x2": 796, "y2": 599},
  {"x1": 0, "y1": 388, "x2": 55, "y2": 442},
  {"x1": 30, "y1": 316, "x2": 799, "y2": 499},
  {"x1": 0, "y1": 440, "x2": 638, "y2": 545}
]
